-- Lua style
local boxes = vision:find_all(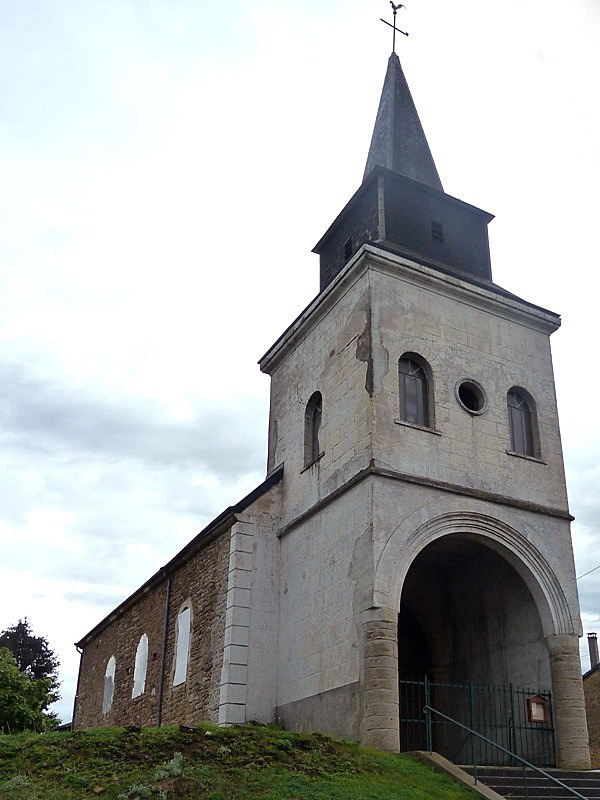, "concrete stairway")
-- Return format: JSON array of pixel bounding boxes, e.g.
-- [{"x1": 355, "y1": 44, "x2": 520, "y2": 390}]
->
[{"x1": 460, "y1": 766, "x2": 600, "y2": 799}]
